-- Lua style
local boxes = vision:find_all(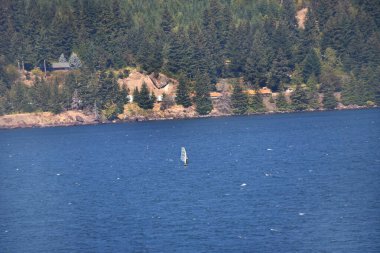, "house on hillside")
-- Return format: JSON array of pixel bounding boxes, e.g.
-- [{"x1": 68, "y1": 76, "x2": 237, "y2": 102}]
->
[
  {"x1": 51, "y1": 62, "x2": 70, "y2": 71},
  {"x1": 210, "y1": 92, "x2": 223, "y2": 100},
  {"x1": 259, "y1": 87, "x2": 272, "y2": 96},
  {"x1": 245, "y1": 87, "x2": 272, "y2": 96}
]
